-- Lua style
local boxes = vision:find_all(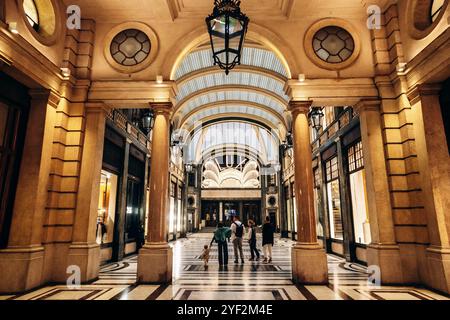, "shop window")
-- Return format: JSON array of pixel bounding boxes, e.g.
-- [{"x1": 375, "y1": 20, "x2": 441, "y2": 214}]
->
[
  {"x1": 291, "y1": 182, "x2": 297, "y2": 233},
  {"x1": 440, "y1": 78, "x2": 450, "y2": 154},
  {"x1": 325, "y1": 157, "x2": 343, "y2": 240},
  {"x1": 97, "y1": 171, "x2": 118, "y2": 245},
  {"x1": 125, "y1": 179, "x2": 142, "y2": 241},
  {"x1": 313, "y1": 168, "x2": 324, "y2": 238},
  {"x1": 169, "y1": 181, "x2": 176, "y2": 235},
  {"x1": 347, "y1": 141, "x2": 371, "y2": 245},
  {"x1": 0, "y1": 74, "x2": 30, "y2": 248},
  {"x1": 348, "y1": 141, "x2": 364, "y2": 173},
  {"x1": 177, "y1": 185, "x2": 182, "y2": 233}
]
